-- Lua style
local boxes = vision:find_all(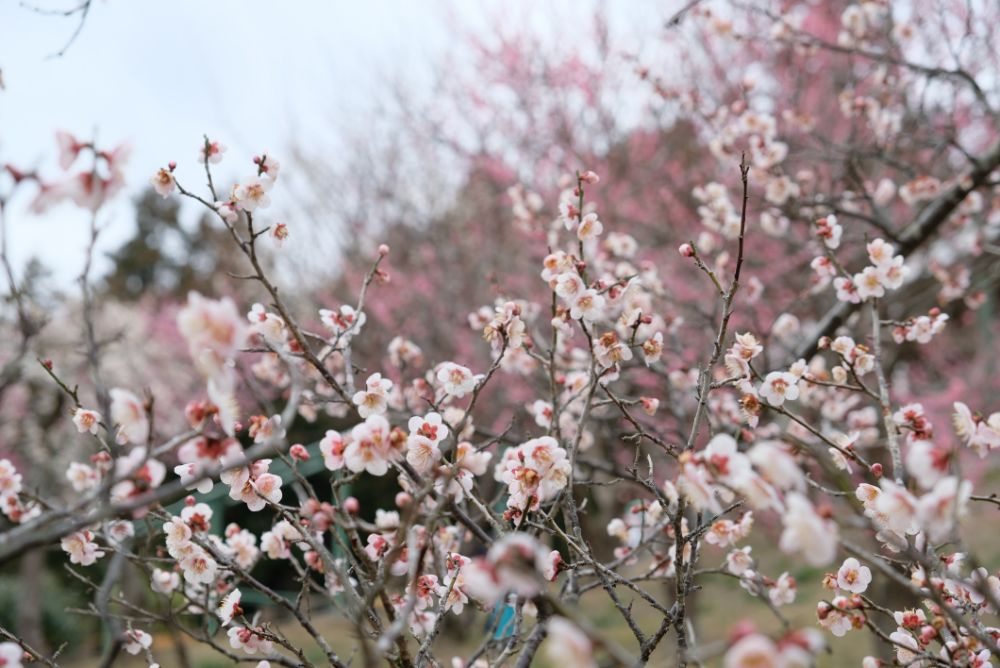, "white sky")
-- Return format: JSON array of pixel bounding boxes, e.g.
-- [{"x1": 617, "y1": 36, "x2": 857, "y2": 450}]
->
[{"x1": 0, "y1": 0, "x2": 663, "y2": 287}]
